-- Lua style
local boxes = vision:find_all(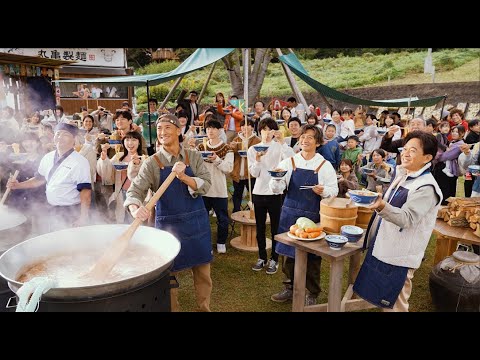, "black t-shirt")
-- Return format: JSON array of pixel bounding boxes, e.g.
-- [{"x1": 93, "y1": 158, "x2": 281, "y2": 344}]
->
[
  {"x1": 465, "y1": 131, "x2": 480, "y2": 144},
  {"x1": 290, "y1": 137, "x2": 299, "y2": 149}
]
